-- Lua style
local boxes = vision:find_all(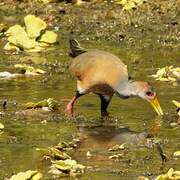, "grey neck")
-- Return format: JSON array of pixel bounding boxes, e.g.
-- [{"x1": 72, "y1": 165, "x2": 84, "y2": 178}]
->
[{"x1": 115, "y1": 81, "x2": 138, "y2": 97}]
